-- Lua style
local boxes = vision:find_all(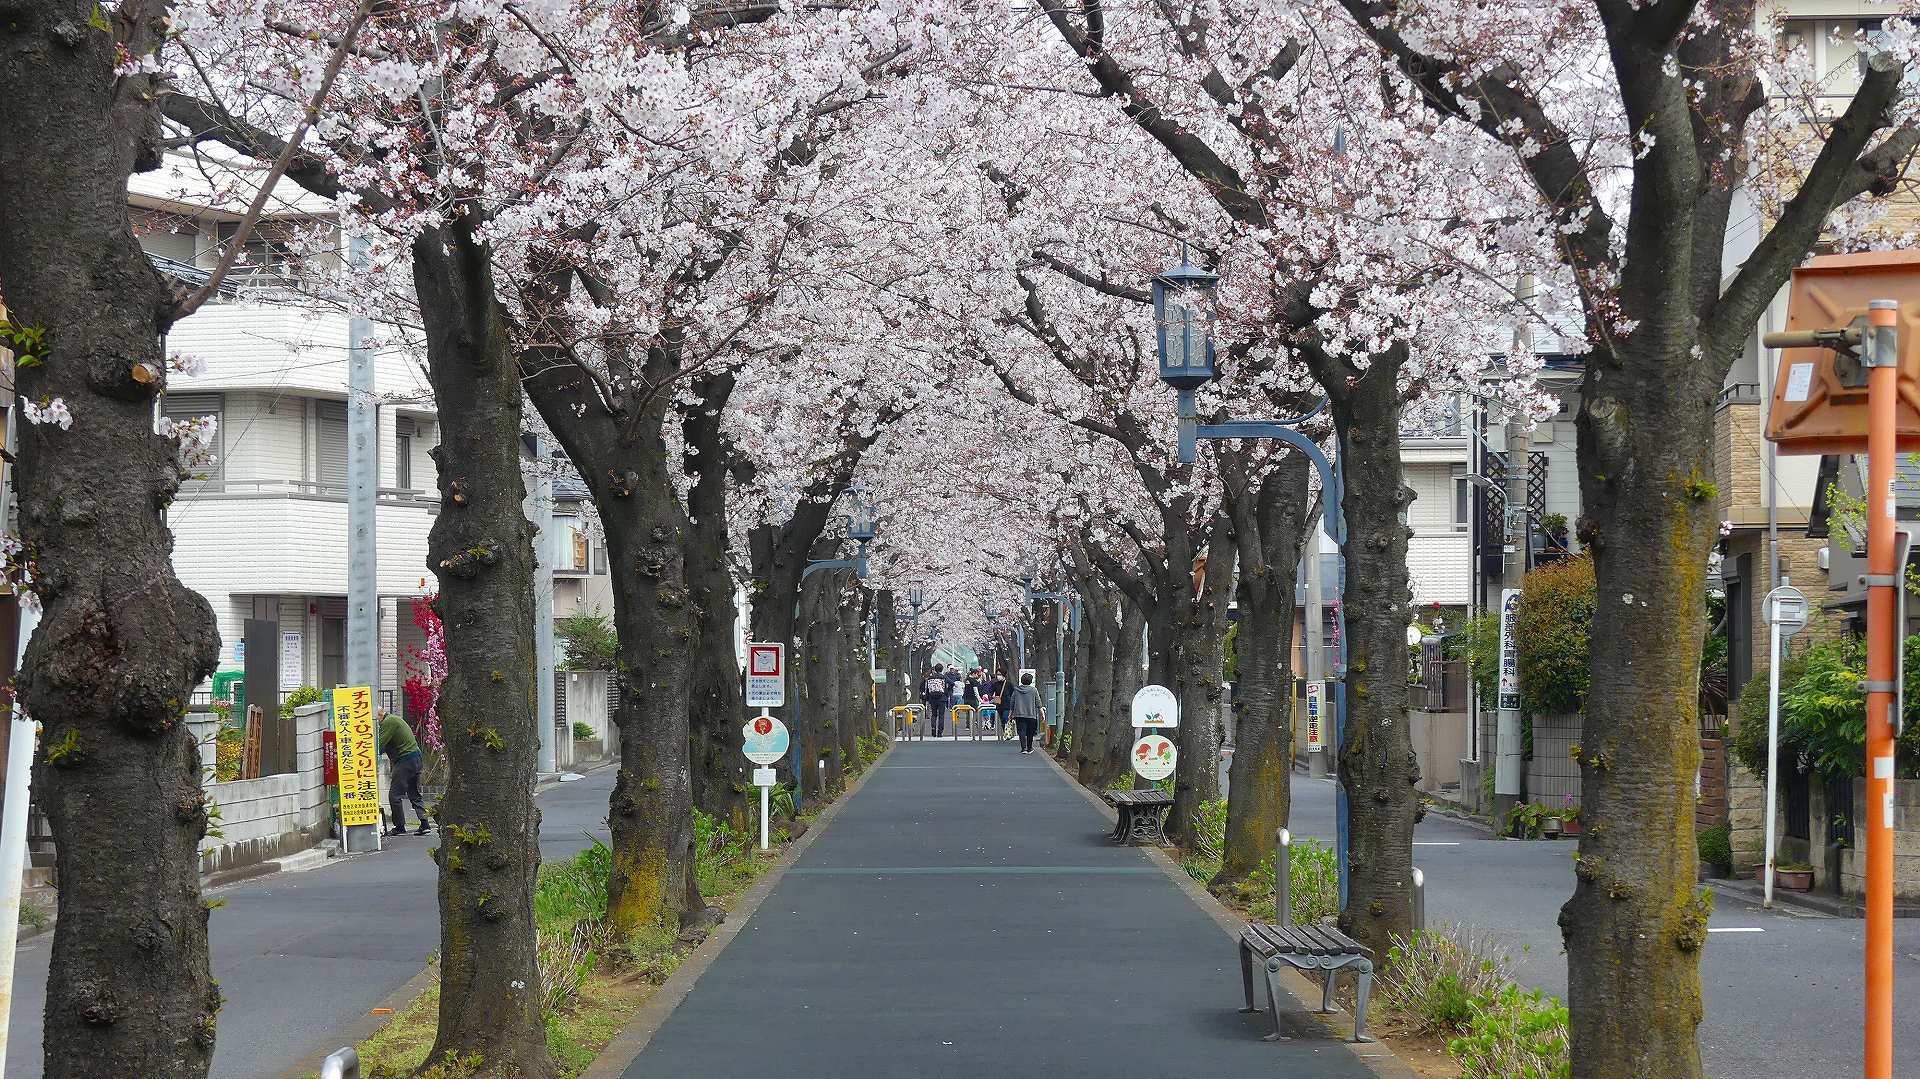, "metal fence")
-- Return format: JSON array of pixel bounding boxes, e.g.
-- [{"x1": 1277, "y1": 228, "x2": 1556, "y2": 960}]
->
[{"x1": 1408, "y1": 658, "x2": 1468, "y2": 712}]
